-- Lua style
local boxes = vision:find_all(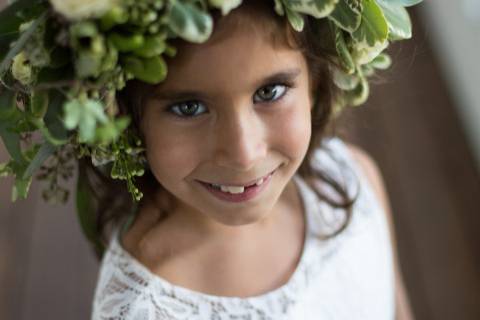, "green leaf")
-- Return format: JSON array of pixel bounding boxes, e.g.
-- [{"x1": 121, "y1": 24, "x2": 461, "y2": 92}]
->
[
  {"x1": 109, "y1": 33, "x2": 144, "y2": 52},
  {"x1": 43, "y1": 90, "x2": 69, "y2": 142},
  {"x1": 352, "y1": 0, "x2": 388, "y2": 47},
  {"x1": 333, "y1": 24, "x2": 355, "y2": 74},
  {"x1": 30, "y1": 90, "x2": 49, "y2": 118},
  {"x1": 284, "y1": 0, "x2": 339, "y2": 19},
  {"x1": 329, "y1": 0, "x2": 362, "y2": 32},
  {"x1": 345, "y1": 75, "x2": 369, "y2": 106},
  {"x1": 28, "y1": 116, "x2": 68, "y2": 146},
  {"x1": 370, "y1": 52, "x2": 391, "y2": 69},
  {"x1": 0, "y1": 91, "x2": 25, "y2": 163},
  {"x1": 377, "y1": 0, "x2": 412, "y2": 40},
  {"x1": 386, "y1": 0, "x2": 423, "y2": 7},
  {"x1": 273, "y1": 0, "x2": 285, "y2": 16},
  {"x1": 333, "y1": 67, "x2": 360, "y2": 90},
  {"x1": 133, "y1": 35, "x2": 167, "y2": 58},
  {"x1": 0, "y1": 90, "x2": 19, "y2": 121},
  {"x1": 0, "y1": 161, "x2": 13, "y2": 177},
  {"x1": 351, "y1": 36, "x2": 388, "y2": 65},
  {"x1": 168, "y1": 0, "x2": 213, "y2": 43},
  {"x1": 123, "y1": 55, "x2": 167, "y2": 84},
  {"x1": 285, "y1": 6, "x2": 305, "y2": 32},
  {"x1": 94, "y1": 116, "x2": 130, "y2": 145},
  {"x1": 208, "y1": 0, "x2": 242, "y2": 15},
  {"x1": 12, "y1": 175, "x2": 32, "y2": 201},
  {"x1": 76, "y1": 160, "x2": 105, "y2": 258},
  {"x1": 0, "y1": 12, "x2": 48, "y2": 79},
  {"x1": 0, "y1": 0, "x2": 46, "y2": 36},
  {"x1": 22, "y1": 141, "x2": 57, "y2": 179},
  {"x1": 0, "y1": 123, "x2": 24, "y2": 162}
]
